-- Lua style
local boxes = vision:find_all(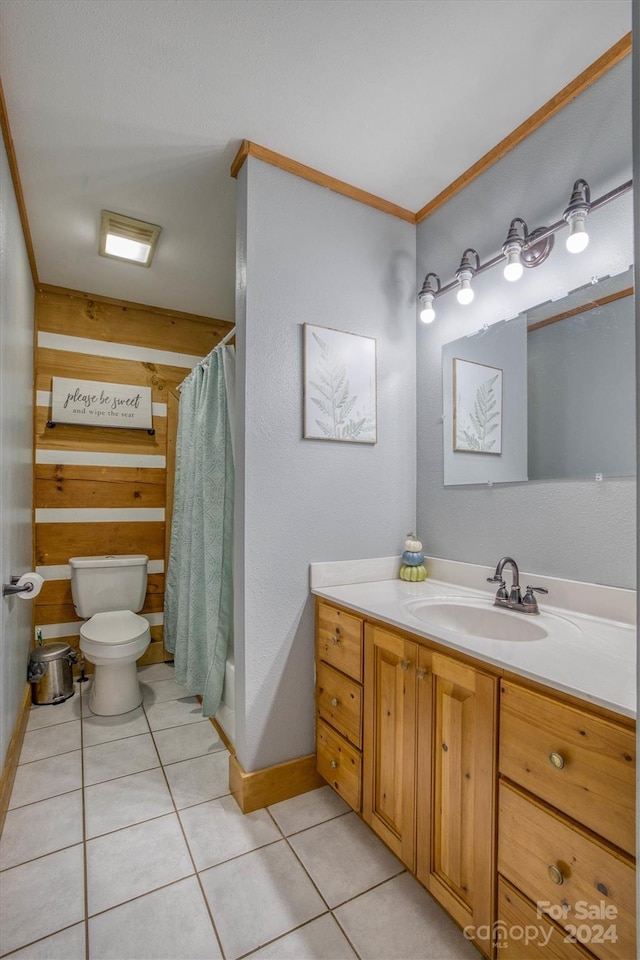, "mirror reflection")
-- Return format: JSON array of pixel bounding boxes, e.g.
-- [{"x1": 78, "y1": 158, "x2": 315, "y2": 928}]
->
[{"x1": 442, "y1": 267, "x2": 635, "y2": 485}]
